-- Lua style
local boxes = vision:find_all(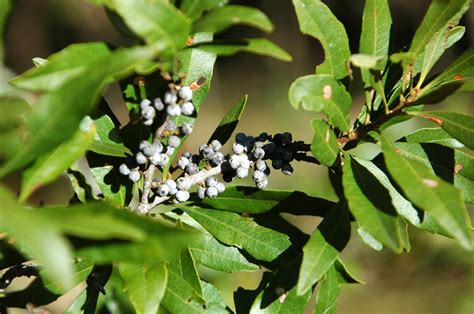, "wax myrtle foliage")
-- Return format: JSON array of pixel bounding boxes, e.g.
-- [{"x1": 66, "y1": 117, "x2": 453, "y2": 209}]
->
[{"x1": 0, "y1": 0, "x2": 473, "y2": 313}]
